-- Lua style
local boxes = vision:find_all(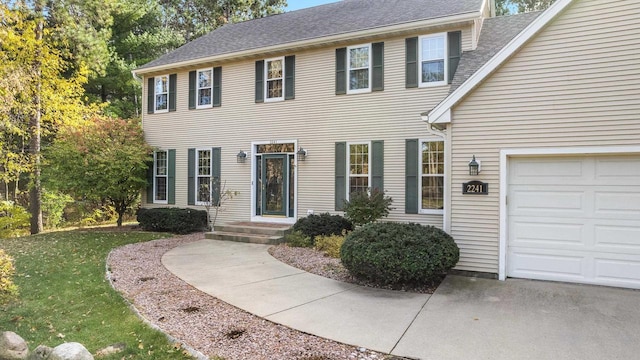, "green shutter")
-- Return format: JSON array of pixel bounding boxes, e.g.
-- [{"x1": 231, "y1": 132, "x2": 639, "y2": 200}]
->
[
  {"x1": 168, "y1": 149, "x2": 176, "y2": 205},
  {"x1": 187, "y1": 149, "x2": 195, "y2": 206},
  {"x1": 448, "y1": 31, "x2": 462, "y2": 84},
  {"x1": 213, "y1": 67, "x2": 222, "y2": 107},
  {"x1": 147, "y1": 77, "x2": 154, "y2": 114},
  {"x1": 285, "y1": 55, "x2": 295, "y2": 100},
  {"x1": 335, "y1": 48, "x2": 347, "y2": 95},
  {"x1": 188, "y1": 71, "x2": 196, "y2": 110},
  {"x1": 371, "y1": 140, "x2": 384, "y2": 192},
  {"x1": 146, "y1": 160, "x2": 154, "y2": 204},
  {"x1": 212, "y1": 147, "x2": 221, "y2": 206},
  {"x1": 405, "y1": 139, "x2": 419, "y2": 214},
  {"x1": 405, "y1": 37, "x2": 418, "y2": 88},
  {"x1": 255, "y1": 60, "x2": 264, "y2": 103},
  {"x1": 372, "y1": 42, "x2": 384, "y2": 92},
  {"x1": 169, "y1": 74, "x2": 177, "y2": 112},
  {"x1": 335, "y1": 142, "x2": 347, "y2": 211}
]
